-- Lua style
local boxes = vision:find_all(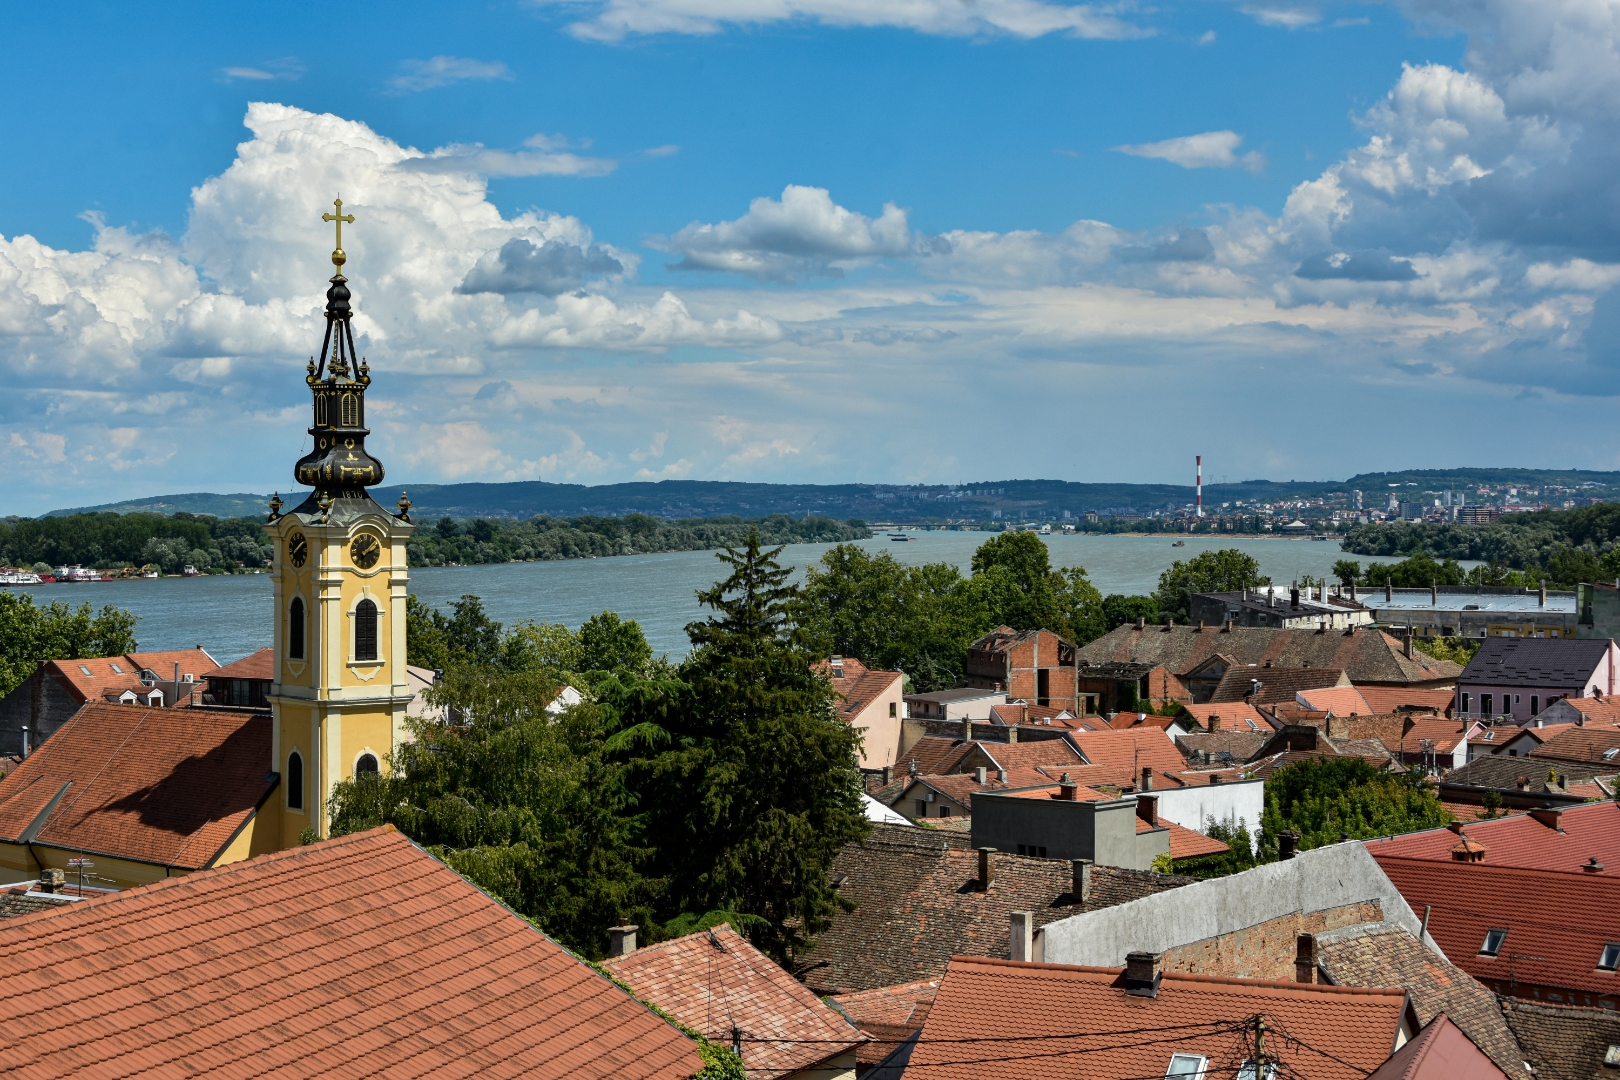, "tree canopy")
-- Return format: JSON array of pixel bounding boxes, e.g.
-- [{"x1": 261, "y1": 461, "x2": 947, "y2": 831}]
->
[
  {"x1": 0, "y1": 592, "x2": 140, "y2": 697},
  {"x1": 1153, "y1": 549, "x2": 1267, "y2": 622}
]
